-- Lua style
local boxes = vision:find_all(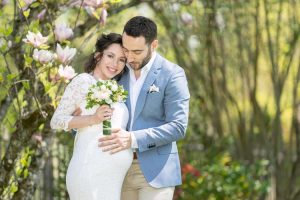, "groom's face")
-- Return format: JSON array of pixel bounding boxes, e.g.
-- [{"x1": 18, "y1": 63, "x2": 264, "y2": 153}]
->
[{"x1": 122, "y1": 33, "x2": 156, "y2": 71}]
